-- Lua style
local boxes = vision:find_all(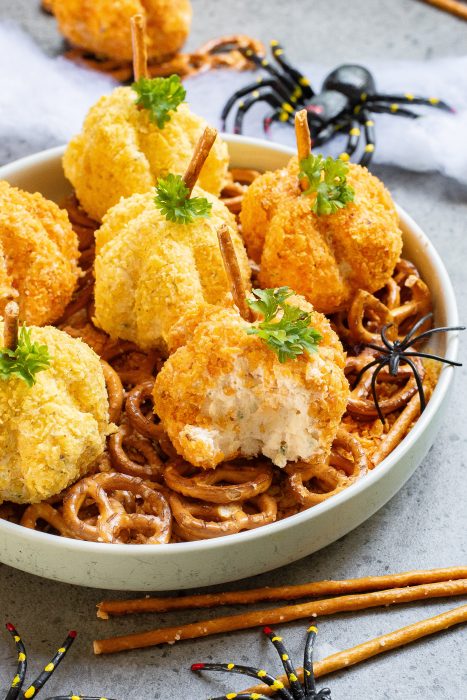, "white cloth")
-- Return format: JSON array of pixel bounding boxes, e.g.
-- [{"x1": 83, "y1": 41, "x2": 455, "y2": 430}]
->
[{"x1": 1, "y1": 21, "x2": 467, "y2": 183}]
